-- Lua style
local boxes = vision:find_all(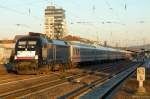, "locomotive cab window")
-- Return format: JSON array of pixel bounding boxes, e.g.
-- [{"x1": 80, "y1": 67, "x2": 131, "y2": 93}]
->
[
  {"x1": 28, "y1": 41, "x2": 36, "y2": 45},
  {"x1": 18, "y1": 41, "x2": 26, "y2": 48},
  {"x1": 28, "y1": 41, "x2": 37, "y2": 49}
]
